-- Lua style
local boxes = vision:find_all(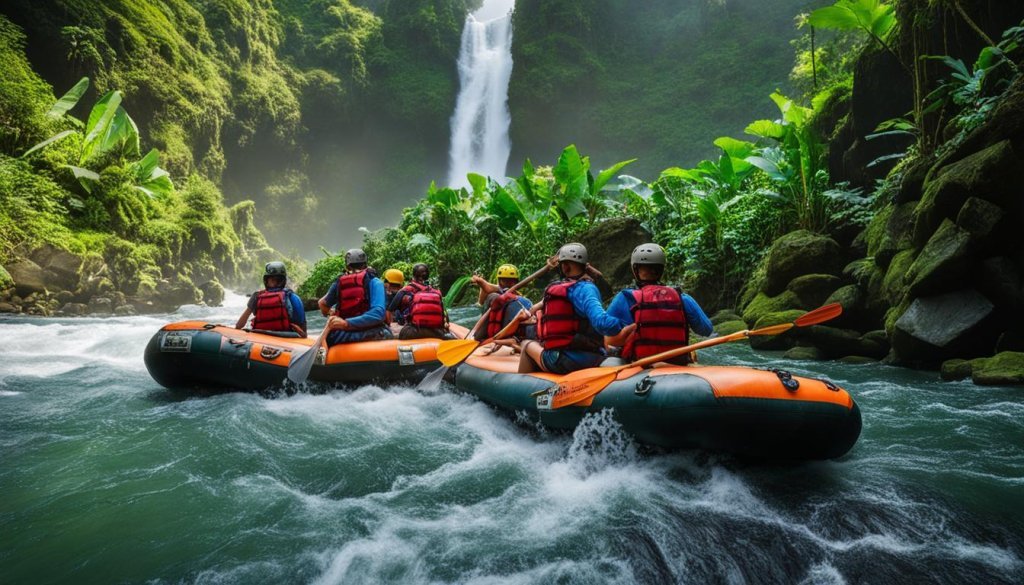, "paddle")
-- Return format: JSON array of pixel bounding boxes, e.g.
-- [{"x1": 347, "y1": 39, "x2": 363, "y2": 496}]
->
[
  {"x1": 541, "y1": 302, "x2": 843, "y2": 409},
  {"x1": 286, "y1": 324, "x2": 329, "y2": 385},
  {"x1": 417, "y1": 261, "x2": 554, "y2": 391}
]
